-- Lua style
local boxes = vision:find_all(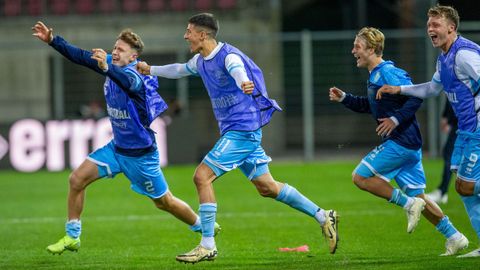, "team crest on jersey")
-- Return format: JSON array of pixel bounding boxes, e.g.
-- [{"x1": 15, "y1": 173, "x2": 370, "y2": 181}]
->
[
  {"x1": 214, "y1": 69, "x2": 229, "y2": 87},
  {"x1": 372, "y1": 71, "x2": 381, "y2": 84}
]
